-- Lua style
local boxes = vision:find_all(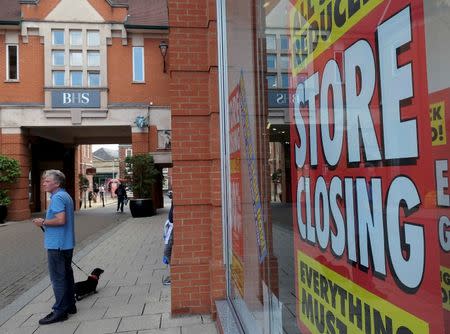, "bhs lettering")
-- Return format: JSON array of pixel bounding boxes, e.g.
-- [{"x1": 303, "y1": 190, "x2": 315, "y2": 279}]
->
[{"x1": 63, "y1": 92, "x2": 90, "y2": 105}]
